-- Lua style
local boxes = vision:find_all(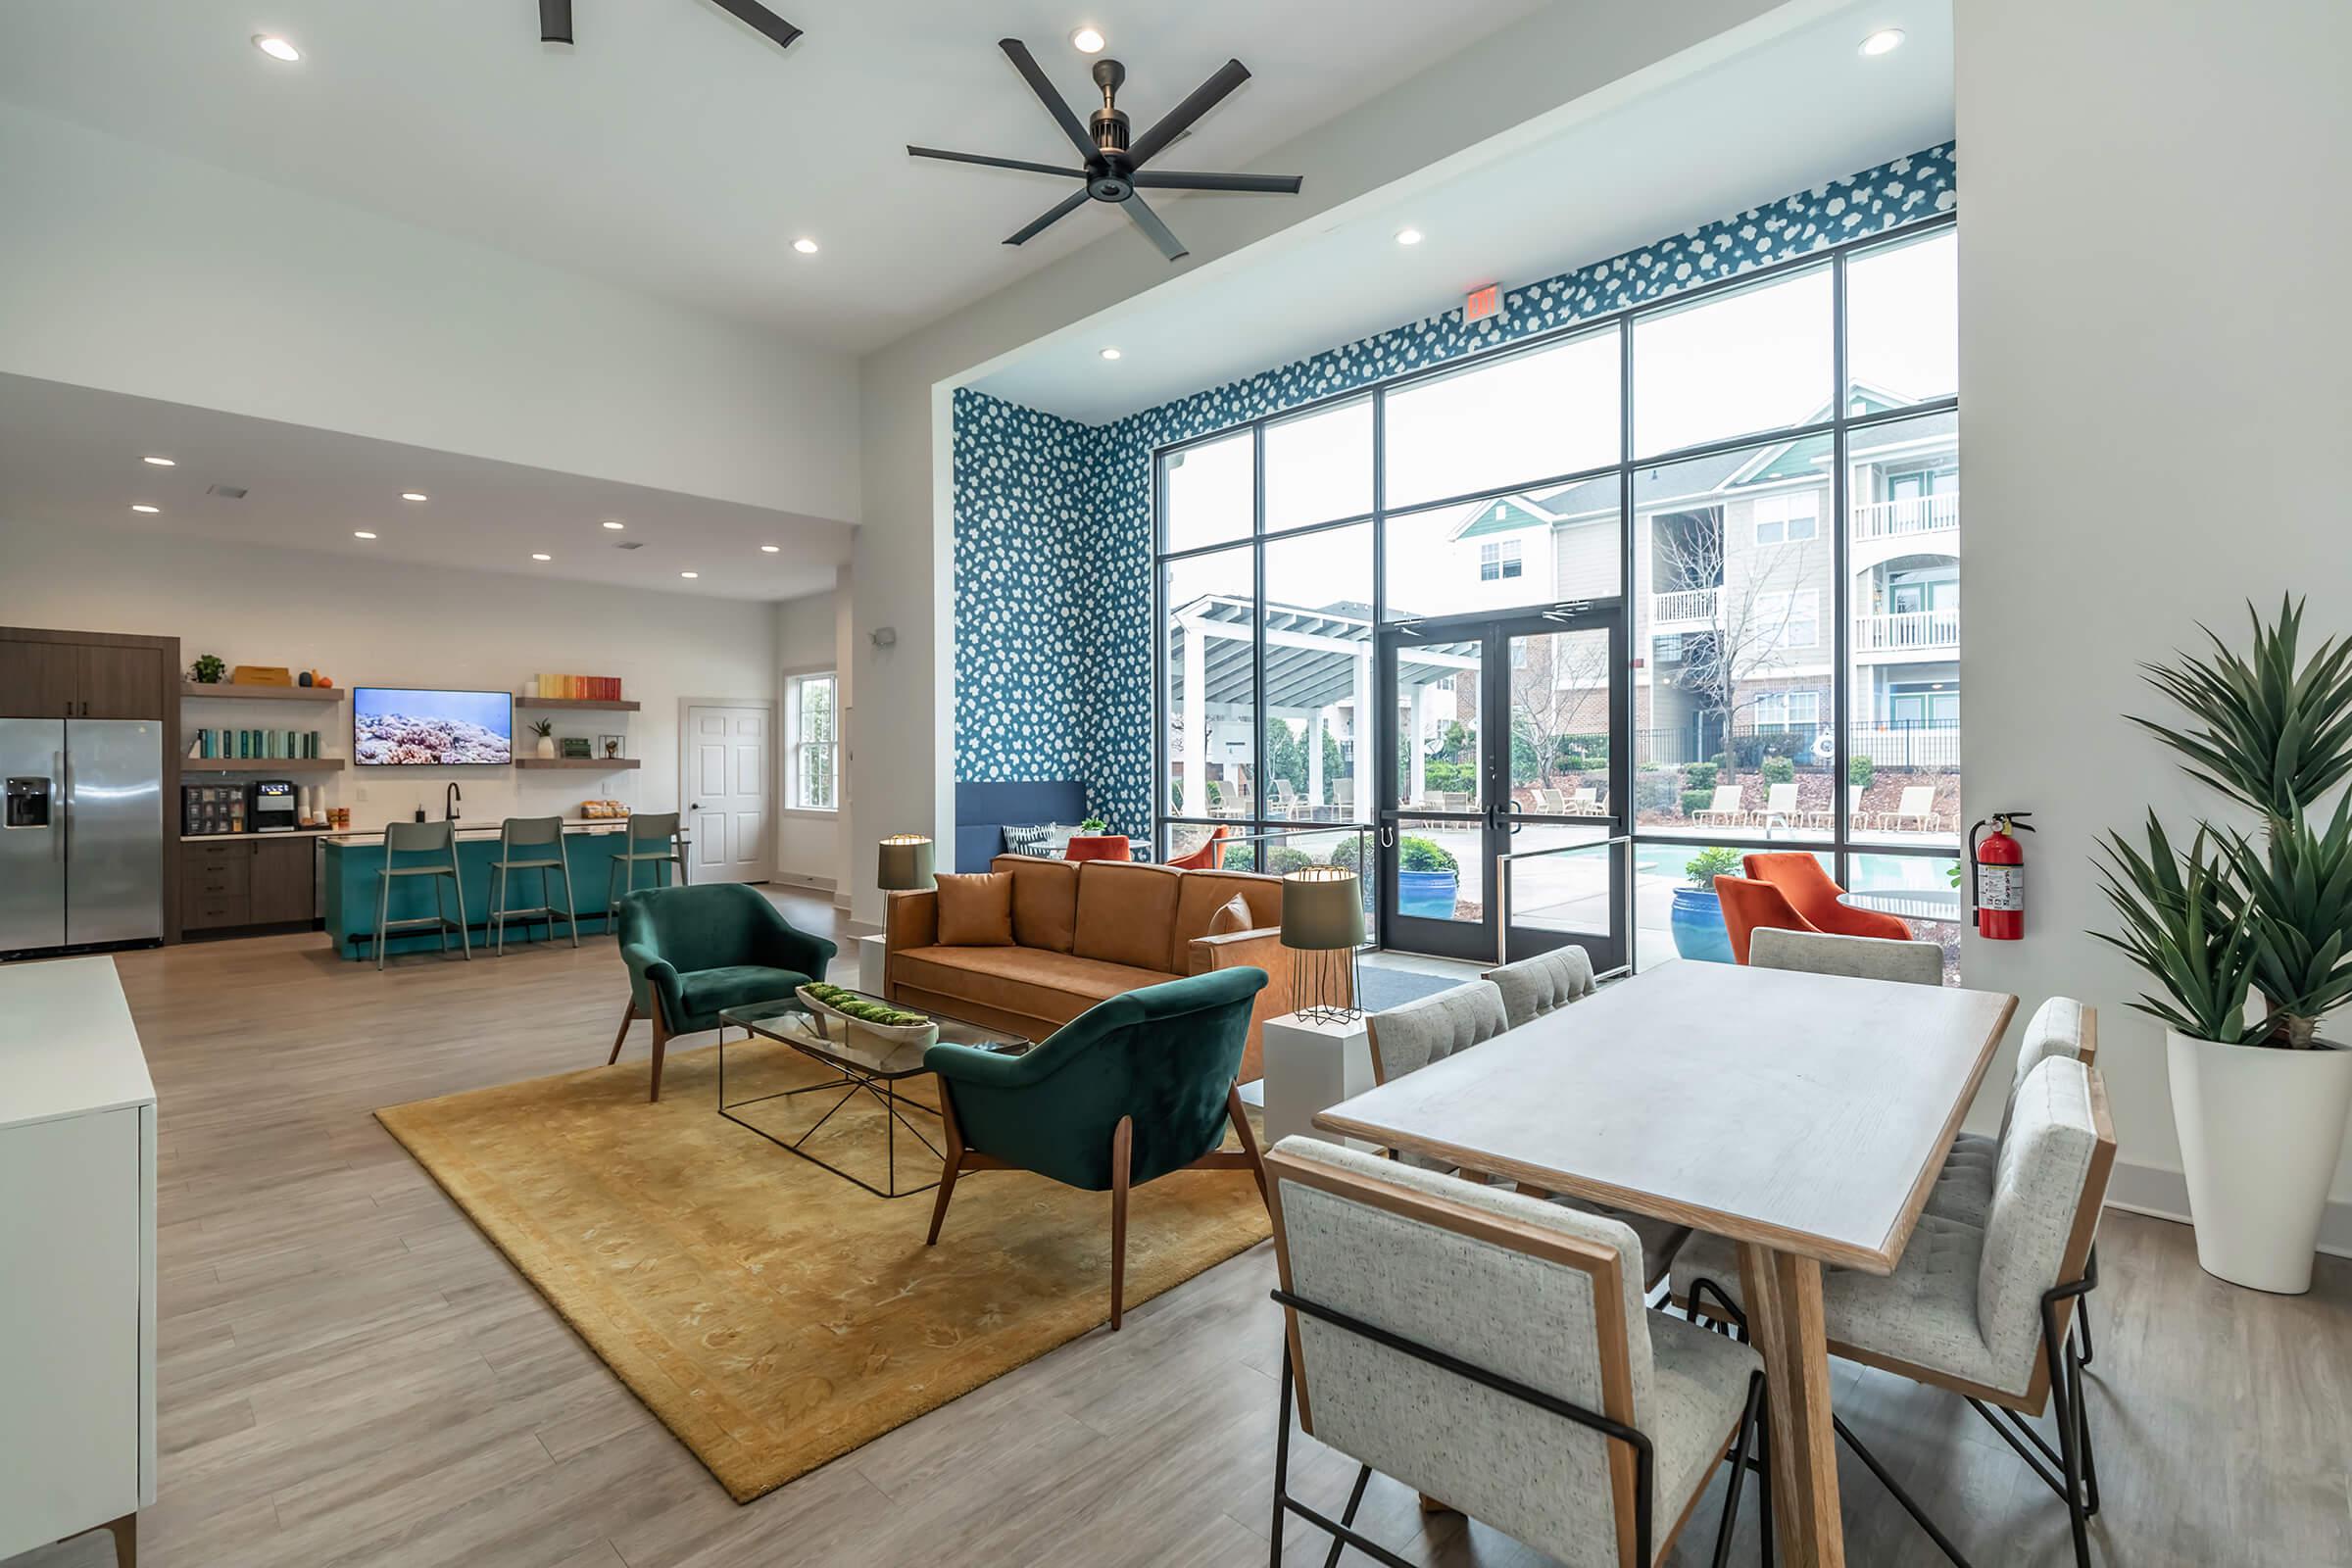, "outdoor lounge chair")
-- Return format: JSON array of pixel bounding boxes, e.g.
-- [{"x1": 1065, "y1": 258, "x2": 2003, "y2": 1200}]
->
[
  {"x1": 1761, "y1": 780, "x2": 1800, "y2": 830},
  {"x1": 1692, "y1": 783, "x2": 1748, "y2": 827},
  {"x1": 1890, "y1": 784, "x2": 1942, "y2": 832},
  {"x1": 1568, "y1": 785, "x2": 1604, "y2": 815}
]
